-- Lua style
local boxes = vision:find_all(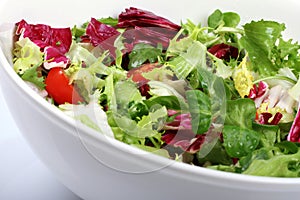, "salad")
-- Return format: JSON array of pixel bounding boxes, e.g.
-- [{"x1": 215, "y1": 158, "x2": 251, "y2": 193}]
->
[{"x1": 12, "y1": 7, "x2": 300, "y2": 177}]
